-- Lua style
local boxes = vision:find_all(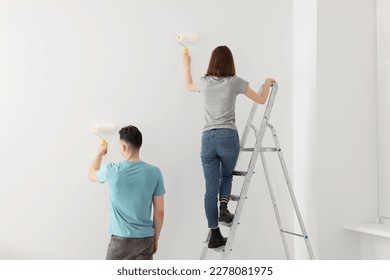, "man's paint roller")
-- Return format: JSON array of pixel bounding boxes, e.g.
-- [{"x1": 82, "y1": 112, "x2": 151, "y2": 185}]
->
[
  {"x1": 177, "y1": 33, "x2": 198, "y2": 55},
  {"x1": 92, "y1": 124, "x2": 116, "y2": 145}
]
